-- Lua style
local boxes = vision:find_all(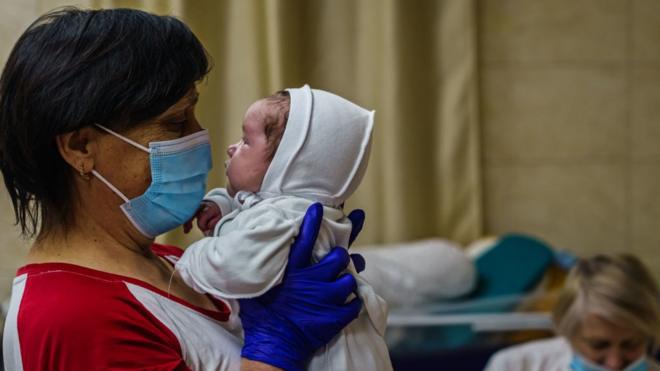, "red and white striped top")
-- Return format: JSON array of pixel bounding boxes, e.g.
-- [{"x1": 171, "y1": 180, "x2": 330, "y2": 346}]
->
[{"x1": 2, "y1": 244, "x2": 243, "y2": 371}]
